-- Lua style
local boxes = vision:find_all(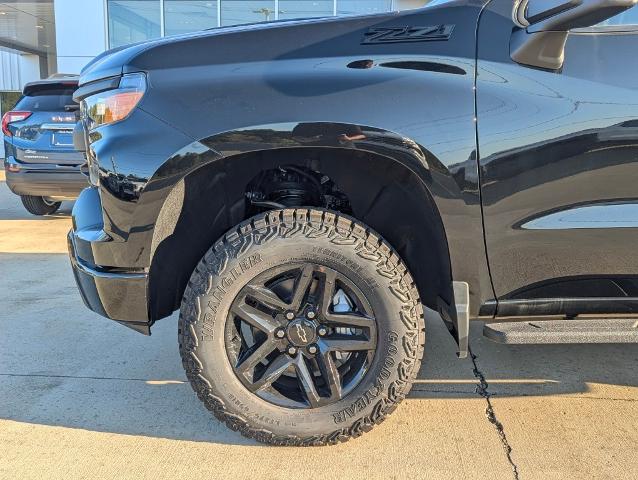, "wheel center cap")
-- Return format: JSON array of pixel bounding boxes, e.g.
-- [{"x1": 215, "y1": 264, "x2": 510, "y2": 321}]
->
[{"x1": 286, "y1": 319, "x2": 317, "y2": 346}]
